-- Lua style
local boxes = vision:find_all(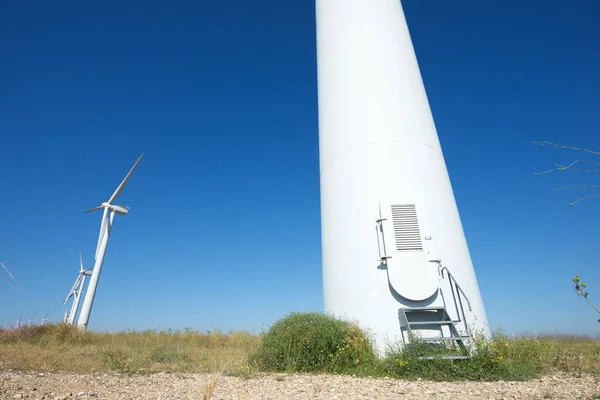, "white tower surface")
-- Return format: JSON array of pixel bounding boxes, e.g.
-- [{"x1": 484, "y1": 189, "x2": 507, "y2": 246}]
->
[{"x1": 315, "y1": 0, "x2": 490, "y2": 355}]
